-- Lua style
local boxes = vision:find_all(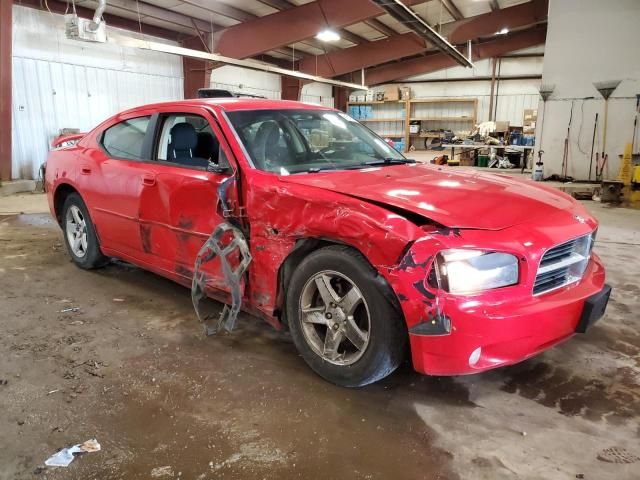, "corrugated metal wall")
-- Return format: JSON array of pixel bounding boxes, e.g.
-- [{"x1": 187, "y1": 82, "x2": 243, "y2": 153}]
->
[{"x1": 11, "y1": 6, "x2": 183, "y2": 180}]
